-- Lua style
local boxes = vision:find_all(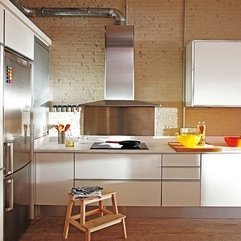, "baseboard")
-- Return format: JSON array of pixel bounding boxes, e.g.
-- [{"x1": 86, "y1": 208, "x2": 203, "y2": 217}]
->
[{"x1": 34, "y1": 205, "x2": 241, "y2": 219}]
